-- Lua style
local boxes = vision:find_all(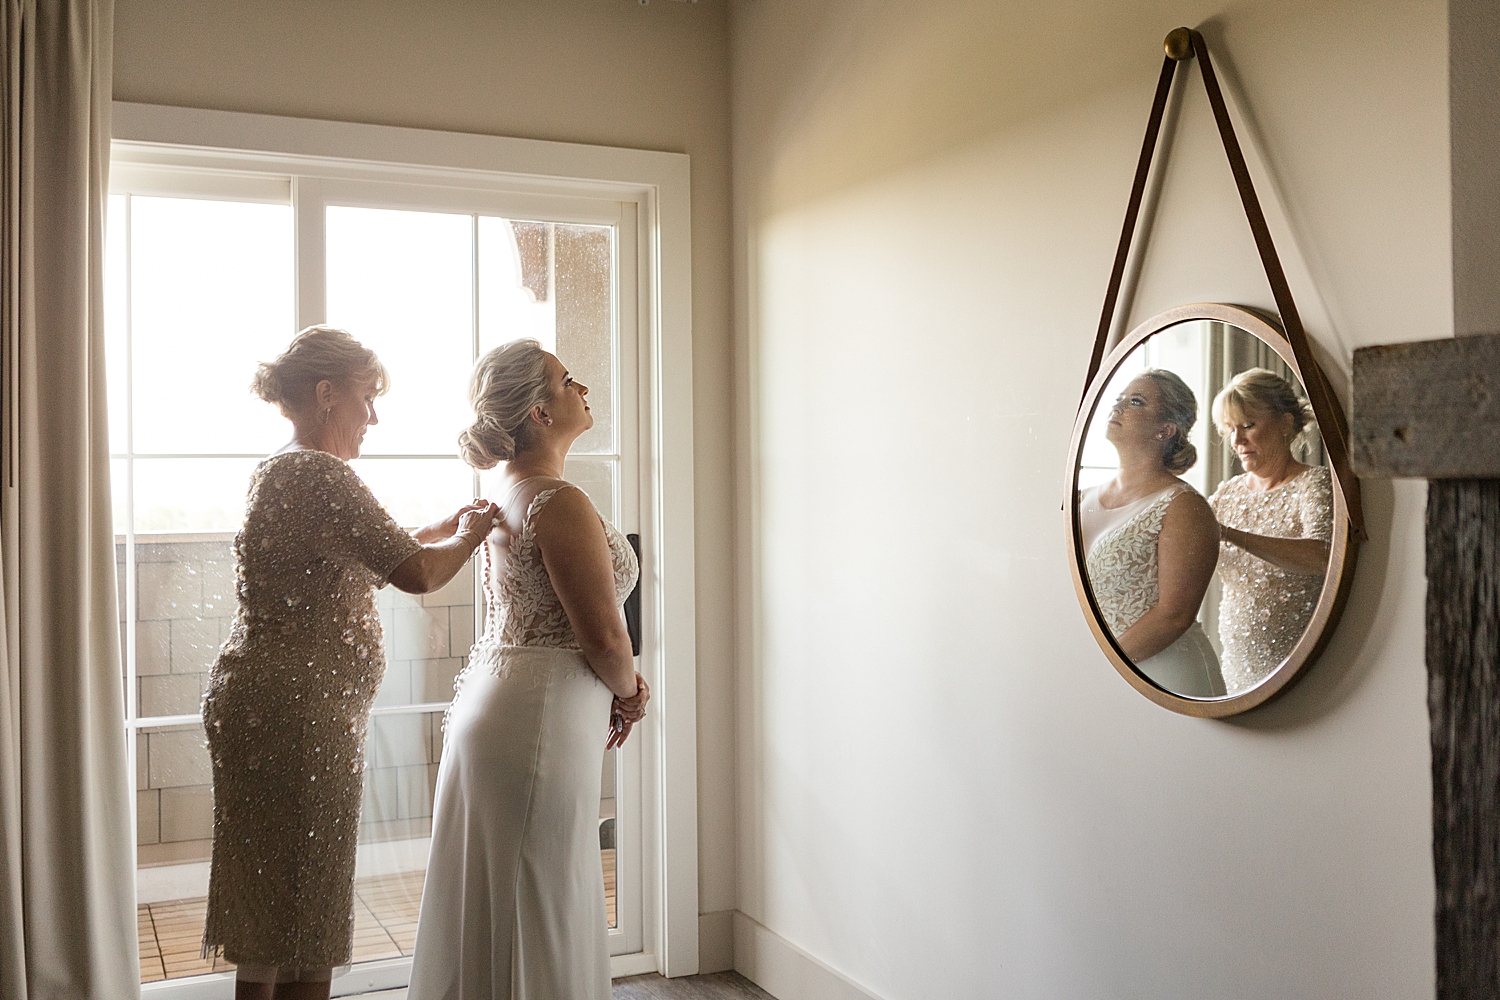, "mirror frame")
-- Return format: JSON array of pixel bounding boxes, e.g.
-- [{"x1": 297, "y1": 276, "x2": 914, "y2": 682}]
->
[{"x1": 1066, "y1": 303, "x2": 1361, "y2": 717}]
